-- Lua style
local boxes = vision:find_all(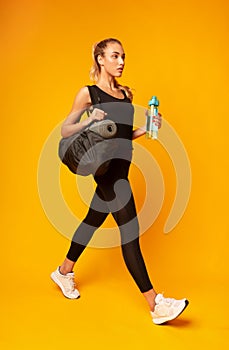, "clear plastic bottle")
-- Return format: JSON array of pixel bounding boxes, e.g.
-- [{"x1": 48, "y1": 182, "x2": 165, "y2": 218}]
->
[{"x1": 146, "y1": 96, "x2": 159, "y2": 140}]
